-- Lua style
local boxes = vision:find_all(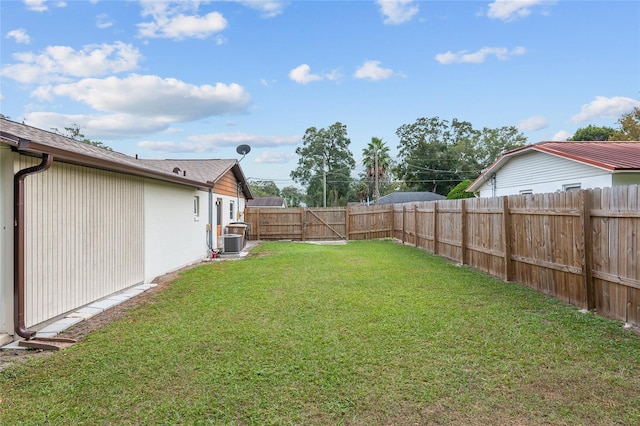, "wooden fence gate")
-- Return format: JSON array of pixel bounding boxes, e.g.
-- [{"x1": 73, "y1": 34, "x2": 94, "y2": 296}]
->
[{"x1": 245, "y1": 207, "x2": 347, "y2": 241}]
